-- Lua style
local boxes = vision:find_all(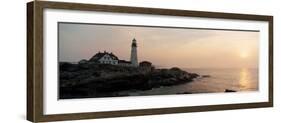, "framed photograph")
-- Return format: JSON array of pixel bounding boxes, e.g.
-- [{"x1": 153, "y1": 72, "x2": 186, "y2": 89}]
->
[{"x1": 27, "y1": 1, "x2": 273, "y2": 122}]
